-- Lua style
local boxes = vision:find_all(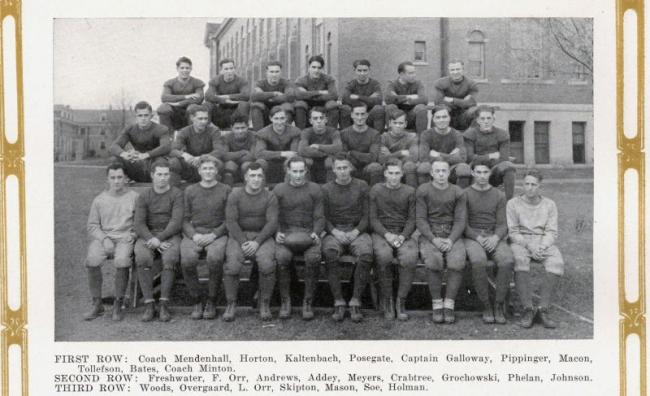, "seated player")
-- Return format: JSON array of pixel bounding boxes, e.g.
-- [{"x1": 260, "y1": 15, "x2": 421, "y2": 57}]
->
[
  {"x1": 169, "y1": 104, "x2": 225, "y2": 184},
  {"x1": 434, "y1": 60, "x2": 479, "y2": 131},
  {"x1": 294, "y1": 55, "x2": 339, "y2": 129},
  {"x1": 221, "y1": 113, "x2": 256, "y2": 187},
  {"x1": 340, "y1": 103, "x2": 383, "y2": 186},
  {"x1": 204, "y1": 58, "x2": 251, "y2": 129},
  {"x1": 340, "y1": 59, "x2": 385, "y2": 131},
  {"x1": 416, "y1": 160, "x2": 467, "y2": 324},
  {"x1": 109, "y1": 101, "x2": 171, "y2": 182},
  {"x1": 369, "y1": 159, "x2": 418, "y2": 321},
  {"x1": 378, "y1": 109, "x2": 418, "y2": 188},
  {"x1": 321, "y1": 154, "x2": 373, "y2": 322},
  {"x1": 417, "y1": 105, "x2": 471, "y2": 187},
  {"x1": 225, "y1": 162, "x2": 278, "y2": 321},
  {"x1": 134, "y1": 159, "x2": 183, "y2": 322},
  {"x1": 385, "y1": 61, "x2": 429, "y2": 133},
  {"x1": 273, "y1": 156, "x2": 324, "y2": 320},
  {"x1": 180, "y1": 155, "x2": 230, "y2": 321},
  {"x1": 84, "y1": 163, "x2": 139, "y2": 321},
  {"x1": 157, "y1": 56, "x2": 205, "y2": 132},
  {"x1": 463, "y1": 105, "x2": 516, "y2": 199},
  {"x1": 297, "y1": 107, "x2": 343, "y2": 183},
  {"x1": 250, "y1": 61, "x2": 295, "y2": 131},
  {"x1": 464, "y1": 161, "x2": 514, "y2": 324},
  {"x1": 507, "y1": 169, "x2": 564, "y2": 329},
  {"x1": 254, "y1": 107, "x2": 302, "y2": 184}
]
